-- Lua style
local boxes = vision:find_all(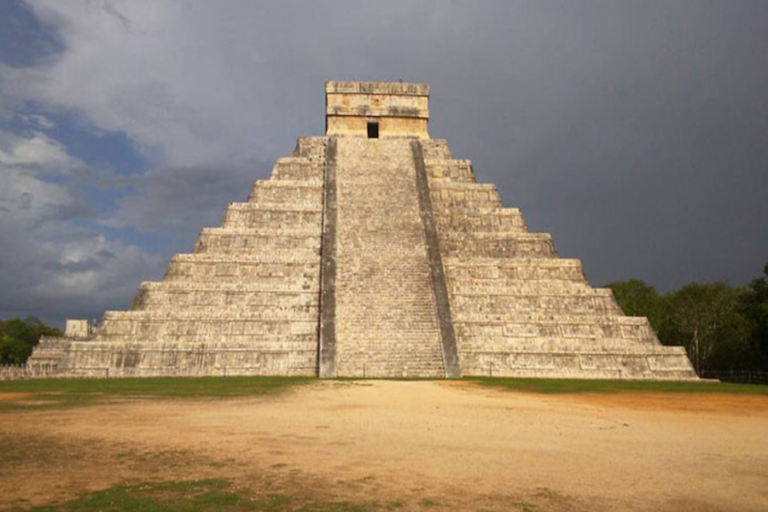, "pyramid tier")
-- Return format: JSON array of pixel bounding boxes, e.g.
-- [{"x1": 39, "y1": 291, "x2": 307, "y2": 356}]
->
[
  {"x1": 440, "y1": 232, "x2": 556, "y2": 258},
  {"x1": 247, "y1": 180, "x2": 323, "y2": 205},
  {"x1": 460, "y1": 348, "x2": 694, "y2": 380},
  {"x1": 445, "y1": 258, "x2": 588, "y2": 282},
  {"x1": 419, "y1": 138, "x2": 454, "y2": 160},
  {"x1": 132, "y1": 282, "x2": 318, "y2": 311},
  {"x1": 164, "y1": 254, "x2": 320, "y2": 284},
  {"x1": 271, "y1": 157, "x2": 324, "y2": 182},
  {"x1": 425, "y1": 159, "x2": 475, "y2": 182},
  {"x1": 96, "y1": 310, "x2": 318, "y2": 342},
  {"x1": 449, "y1": 291, "x2": 622, "y2": 316},
  {"x1": 193, "y1": 227, "x2": 321, "y2": 255},
  {"x1": 292, "y1": 136, "x2": 328, "y2": 162},
  {"x1": 430, "y1": 182, "x2": 502, "y2": 210},
  {"x1": 60, "y1": 340, "x2": 317, "y2": 377},
  {"x1": 435, "y1": 208, "x2": 527, "y2": 234},
  {"x1": 221, "y1": 202, "x2": 322, "y2": 228},
  {"x1": 455, "y1": 315, "x2": 657, "y2": 342}
]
